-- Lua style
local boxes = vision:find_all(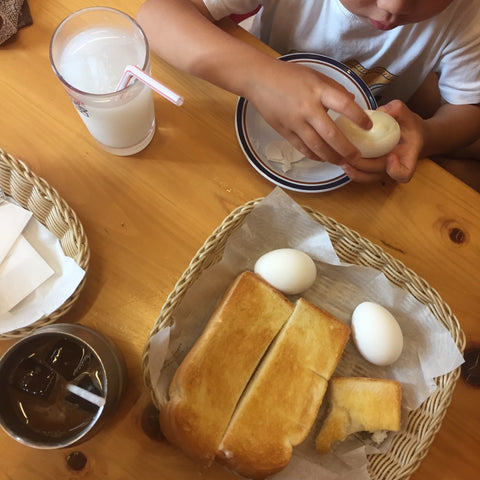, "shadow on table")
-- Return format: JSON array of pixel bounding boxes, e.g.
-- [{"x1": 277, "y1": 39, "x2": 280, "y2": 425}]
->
[{"x1": 434, "y1": 156, "x2": 480, "y2": 193}]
